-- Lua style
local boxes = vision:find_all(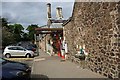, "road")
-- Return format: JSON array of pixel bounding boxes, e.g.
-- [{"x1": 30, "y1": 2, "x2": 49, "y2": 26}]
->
[
  {"x1": 1, "y1": 42, "x2": 107, "y2": 79},
  {"x1": 31, "y1": 49, "x2": 107, "y2": 79},
  {"x1": 5, "y1": 58, "x2": 34, "y2": 67},
  {"x1": 1, "y1": 41, "x2": 39, "y2": 68},
  {"x1": 1, "y1": 49, "x2": 107, "y2": 79}
]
